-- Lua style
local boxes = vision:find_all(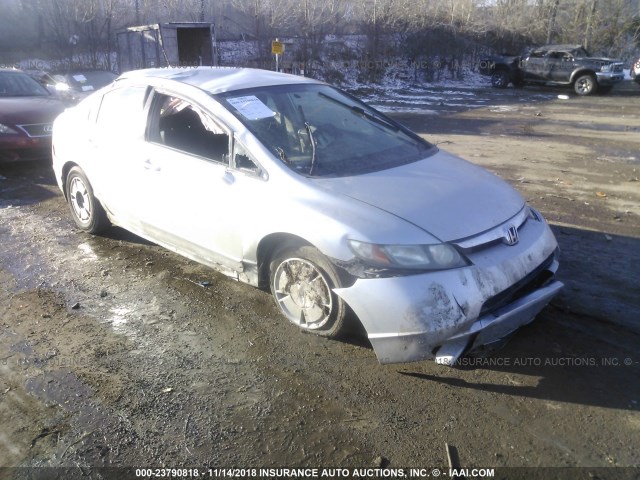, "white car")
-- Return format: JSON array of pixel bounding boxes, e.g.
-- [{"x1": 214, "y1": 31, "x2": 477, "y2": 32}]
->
[
  {"x1": 52, "y1": 67, "x2": 563, "y2": 364},
  {"x1": 632, "y1": 57, "x2": 640, "y2": 83}
]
